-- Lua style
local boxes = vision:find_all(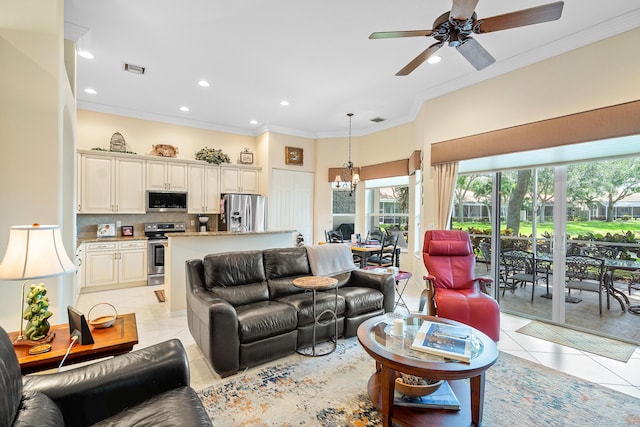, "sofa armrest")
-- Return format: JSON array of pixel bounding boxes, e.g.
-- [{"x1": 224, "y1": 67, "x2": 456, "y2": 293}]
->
[
  {"x1": 22, "y1": 339, "x2": 189, "y2": 426},
  {"x1": 346, "y1": 269, "x2": 396, "y2": 313},
  {"x1": 186, "y1": 259, "x2": 240, "y2": 377}
]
